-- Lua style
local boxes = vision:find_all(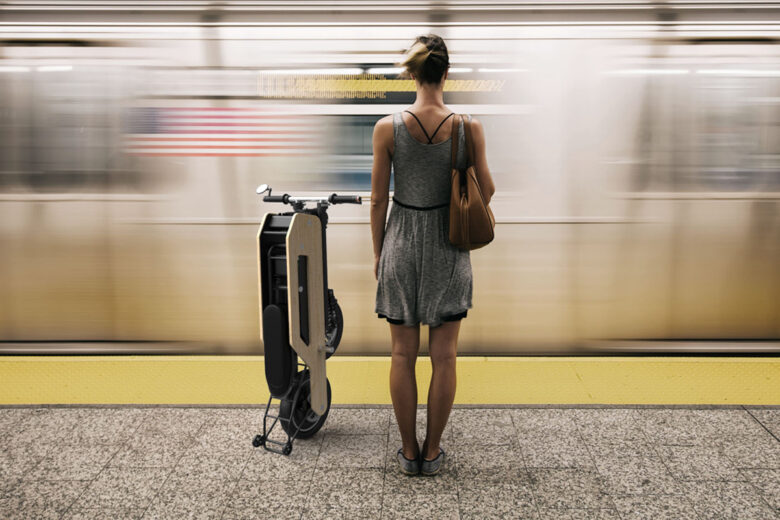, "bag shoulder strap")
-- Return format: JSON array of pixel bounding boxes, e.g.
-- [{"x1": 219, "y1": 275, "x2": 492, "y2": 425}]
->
[
  {"x1": 451, "y1": 114, "x2": 474, "y2": 169},
  {"x1": 463, "y1": 114, "x2": 474, "y2": 168},
  {"x1": 450, "y1": 113, "x2": 460, "y2": 169}
]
